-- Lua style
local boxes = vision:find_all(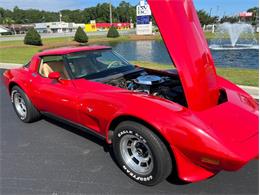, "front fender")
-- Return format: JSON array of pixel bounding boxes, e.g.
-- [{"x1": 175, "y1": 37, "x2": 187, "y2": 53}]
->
[{"x1": 104, "y1": 95, "x2": 221, "y2": 182}]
